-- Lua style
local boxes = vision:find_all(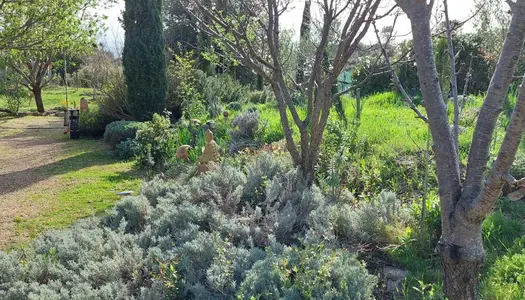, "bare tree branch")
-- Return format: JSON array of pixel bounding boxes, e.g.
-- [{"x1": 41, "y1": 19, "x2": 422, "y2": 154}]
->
[
  {"x1": 373, "y1": 21, "x2": 428, "y2": 123},
  {"x1": 463, "y1": 0, "x2": 525, "y2": 198},
  {"x1": 470, "y1": 73, "x2": 525, "y2": 220},
  {"x1": 444, "y1": 0, "x2": 460, "y2": 153}
]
